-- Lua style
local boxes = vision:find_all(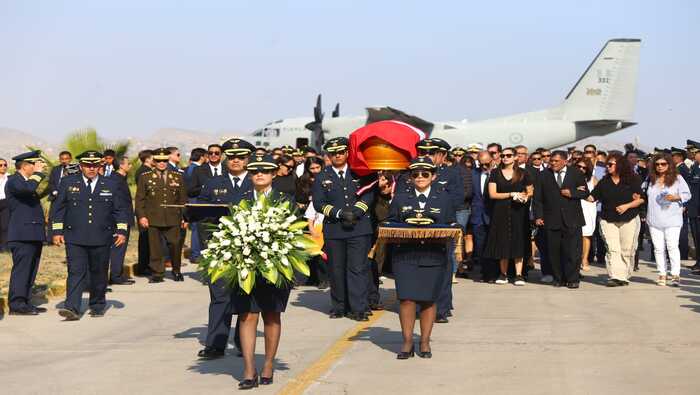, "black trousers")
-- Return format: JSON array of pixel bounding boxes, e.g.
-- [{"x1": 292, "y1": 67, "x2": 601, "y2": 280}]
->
[
  {"x1": 592, "y1": 214, "x2": 606, "y2": 263},
  {"x1": 0, "y1": 199, "x2": 9, "y2": 251},
  {"x1": 137, "y1": 227, "x2": 150, "y2": 274},
  {"x1": 689, "y1": 216, "x2": 700, "y2": 267},
  {"x1": 205, "y1": 278, "x2": 241, "y2": 350},
  {"x1": 8, "y1": 241, "x2": 42, "y2": 310},
  {"x1": 680, "y1": 212, "x2": 690, "y2": 260},
  {"x1": 436, "y1": 241, "x2": 454, "y2": 315},
  {"x1": 473, "y1": 224, "x2": 497, "y2": 281},
  {"x1": 64, "y1": 243, "x2": 110, "y2": 312},
  {"x1": 367, "y1": 259, "x2": 380, "y2": 306},
  {"x1": 324, "y1": 236, "x2": 371, "y2": 314},
  {"x1": 546, "y1": 227, "x2": 581, "y2": 284},
  {"x1": 109, "y1": 227, "x2": 130, "y2": 281},
  {"x1": 535, "y1": 227, "x2": 551, "y2": 276}
]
